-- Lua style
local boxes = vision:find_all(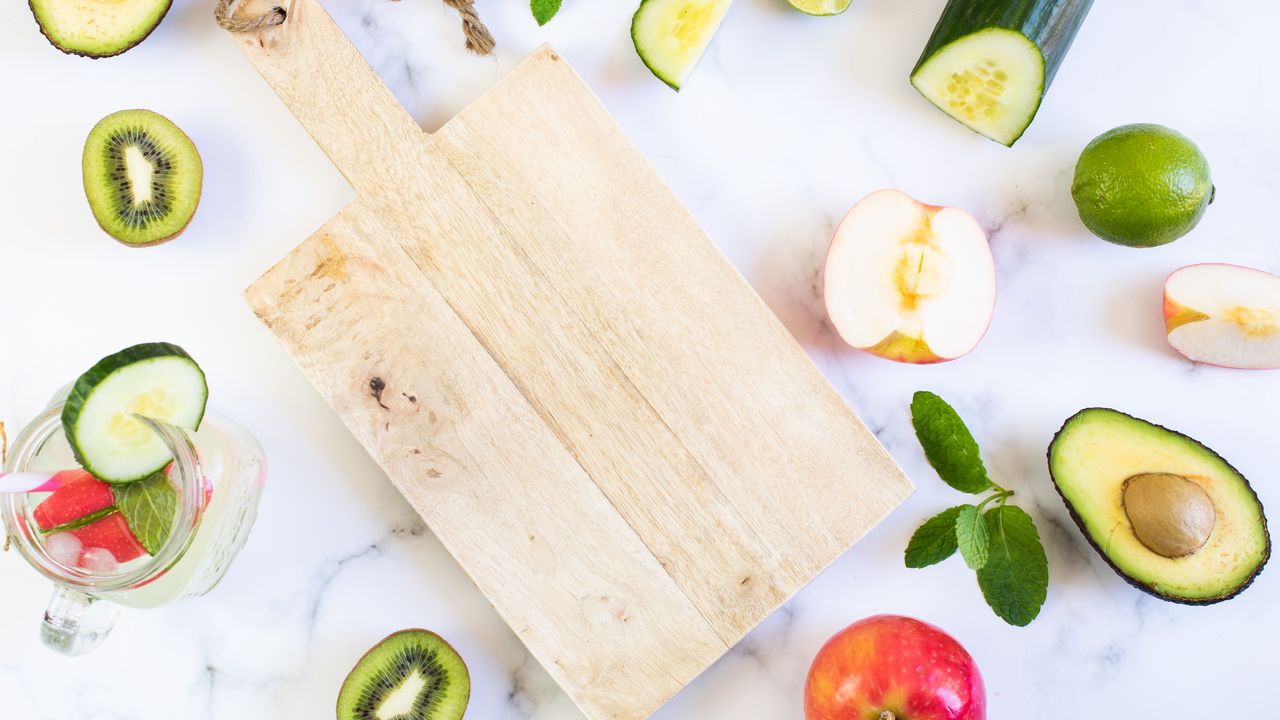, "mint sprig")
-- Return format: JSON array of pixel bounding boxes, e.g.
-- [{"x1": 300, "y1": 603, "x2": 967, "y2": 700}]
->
[
  {"x1": 114, "y1": 471, "x2": 178, "y2": 555},
  {"x1": 905, "y1": 391, "x2": 1049, "y2": 626},
  {"x1": 531, "y1": 0, "x2": 562, "y2": 25}
]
